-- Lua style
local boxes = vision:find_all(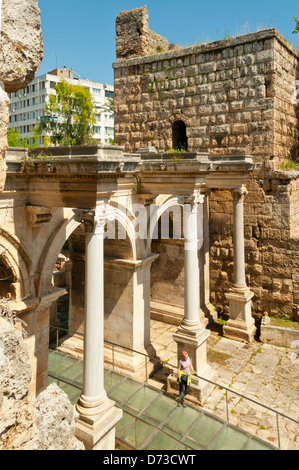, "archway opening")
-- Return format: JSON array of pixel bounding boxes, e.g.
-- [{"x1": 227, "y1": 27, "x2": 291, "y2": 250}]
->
[
  {"x1": 172, "y1": 120, "x2": 188, "y2": 151},
  {"x1": 150, "y1": 204, "x2": 185, "y2": 326},
  {"x1": 0, "y1": 257, "x2": 17, "y2": 300},
  {"x1": 49, "y1": 217, "x2": 135, "y2": 356}
]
